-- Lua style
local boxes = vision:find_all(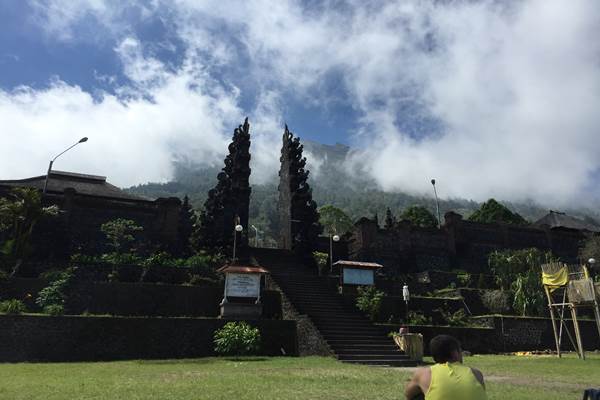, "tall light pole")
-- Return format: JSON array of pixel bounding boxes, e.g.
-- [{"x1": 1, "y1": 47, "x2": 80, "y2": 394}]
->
[
  {"x1": 232, "y1": 222, "x2": 243, "y2": 263},
  {"x1": 251, "y1": 225, "x2": 259, "y2": 248},
  {"x1": 43, "y1": 137, "x2": 88, "y2": 194},
  {"x1": 330, "y1": 234, "x2": 340, "y2": 274},
  {"x1": 431, "y1": 178, "x2": 441, "y2": 228}
]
